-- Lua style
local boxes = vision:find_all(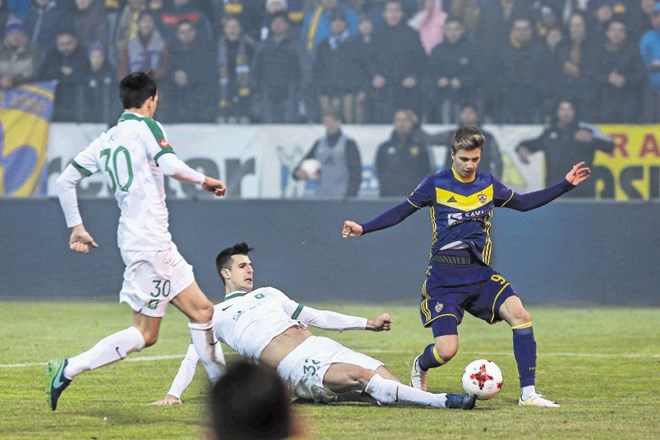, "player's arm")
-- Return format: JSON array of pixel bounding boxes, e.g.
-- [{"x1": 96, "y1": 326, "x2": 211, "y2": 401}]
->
[
  {"x1": 56, "y1": 156, "x2": 99, "y2": 253},
  {"x1": 156, "y1": 153, "x2": 226, "y2": 196},
  {"x1": 500, "y1": 162, "x2": 591, "y2": 211},
  {"x1": 152, "y1": 343, "x2": 201, "y2": 405},
  {"x1": 342, "y1": 200, "x2": 418, "y2": 238},
  {"x1": 291, "y1": 304, "x2": 392, "y2": 332}
]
